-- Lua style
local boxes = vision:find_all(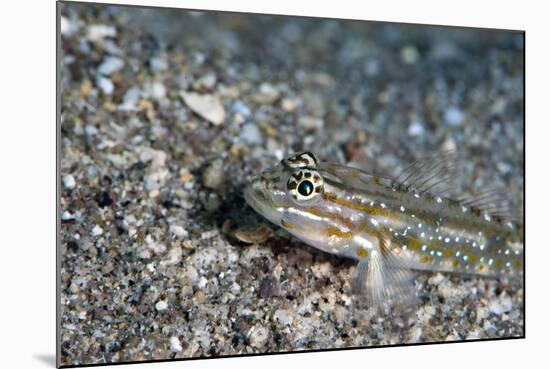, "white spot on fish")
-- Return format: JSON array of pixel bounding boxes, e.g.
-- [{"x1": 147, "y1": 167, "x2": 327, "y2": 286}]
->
[{"x1": 354, "y1": 235, "x2": 374, "y2": 250}]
